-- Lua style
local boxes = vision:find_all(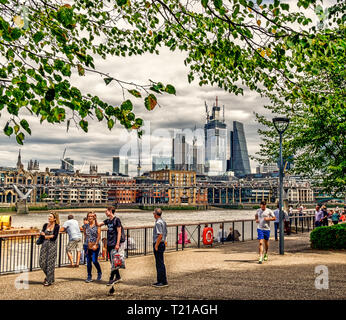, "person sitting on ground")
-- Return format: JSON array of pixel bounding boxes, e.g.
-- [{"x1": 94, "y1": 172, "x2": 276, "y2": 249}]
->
[{"x1": 225, "y1": 227, "x2": 241, "y2": 242}]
